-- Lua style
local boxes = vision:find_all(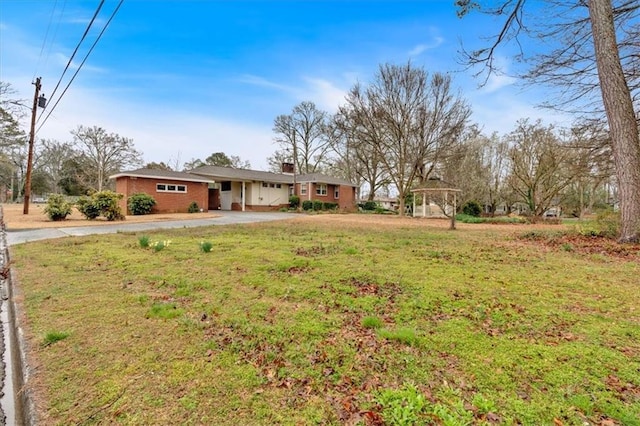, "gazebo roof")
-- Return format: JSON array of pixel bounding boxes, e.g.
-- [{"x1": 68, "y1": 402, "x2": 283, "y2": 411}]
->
[{"x1": 411, "y1": 177, "x2": 461, "y2": 193}]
